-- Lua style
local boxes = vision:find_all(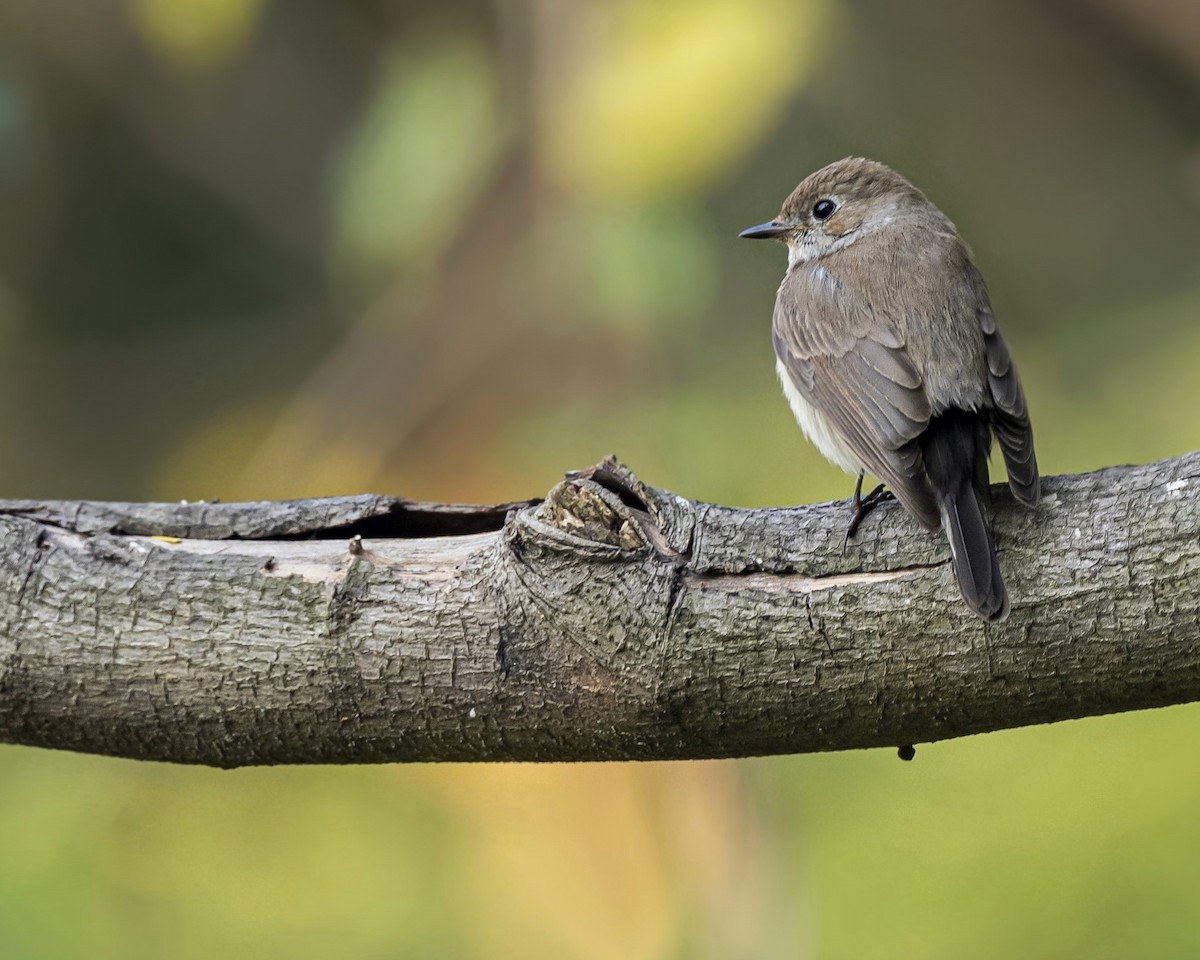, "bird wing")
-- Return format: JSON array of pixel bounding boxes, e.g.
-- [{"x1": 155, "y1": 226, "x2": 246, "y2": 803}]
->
[
  {"x1": 772, "y1": 271, "x2": 939, "y2": 529},
  {"x1": 958, "y1": 258, "x2": 1039, "y2": 505},
  {"x1": 977, "y1": 303, "x2": 1039, "y2": 505}
]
